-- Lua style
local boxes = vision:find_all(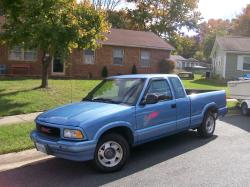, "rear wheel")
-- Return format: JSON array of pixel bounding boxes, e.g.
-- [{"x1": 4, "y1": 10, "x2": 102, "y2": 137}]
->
[
  {"x1": 93, "y1": 133, "x2": 130, "y2": 172},
  {"x1": 197, "y1": 112, "x2": 216, "y2": 138},
  {"x1": 241, "y1": 103, "x2": 250, "y2": 116}
]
